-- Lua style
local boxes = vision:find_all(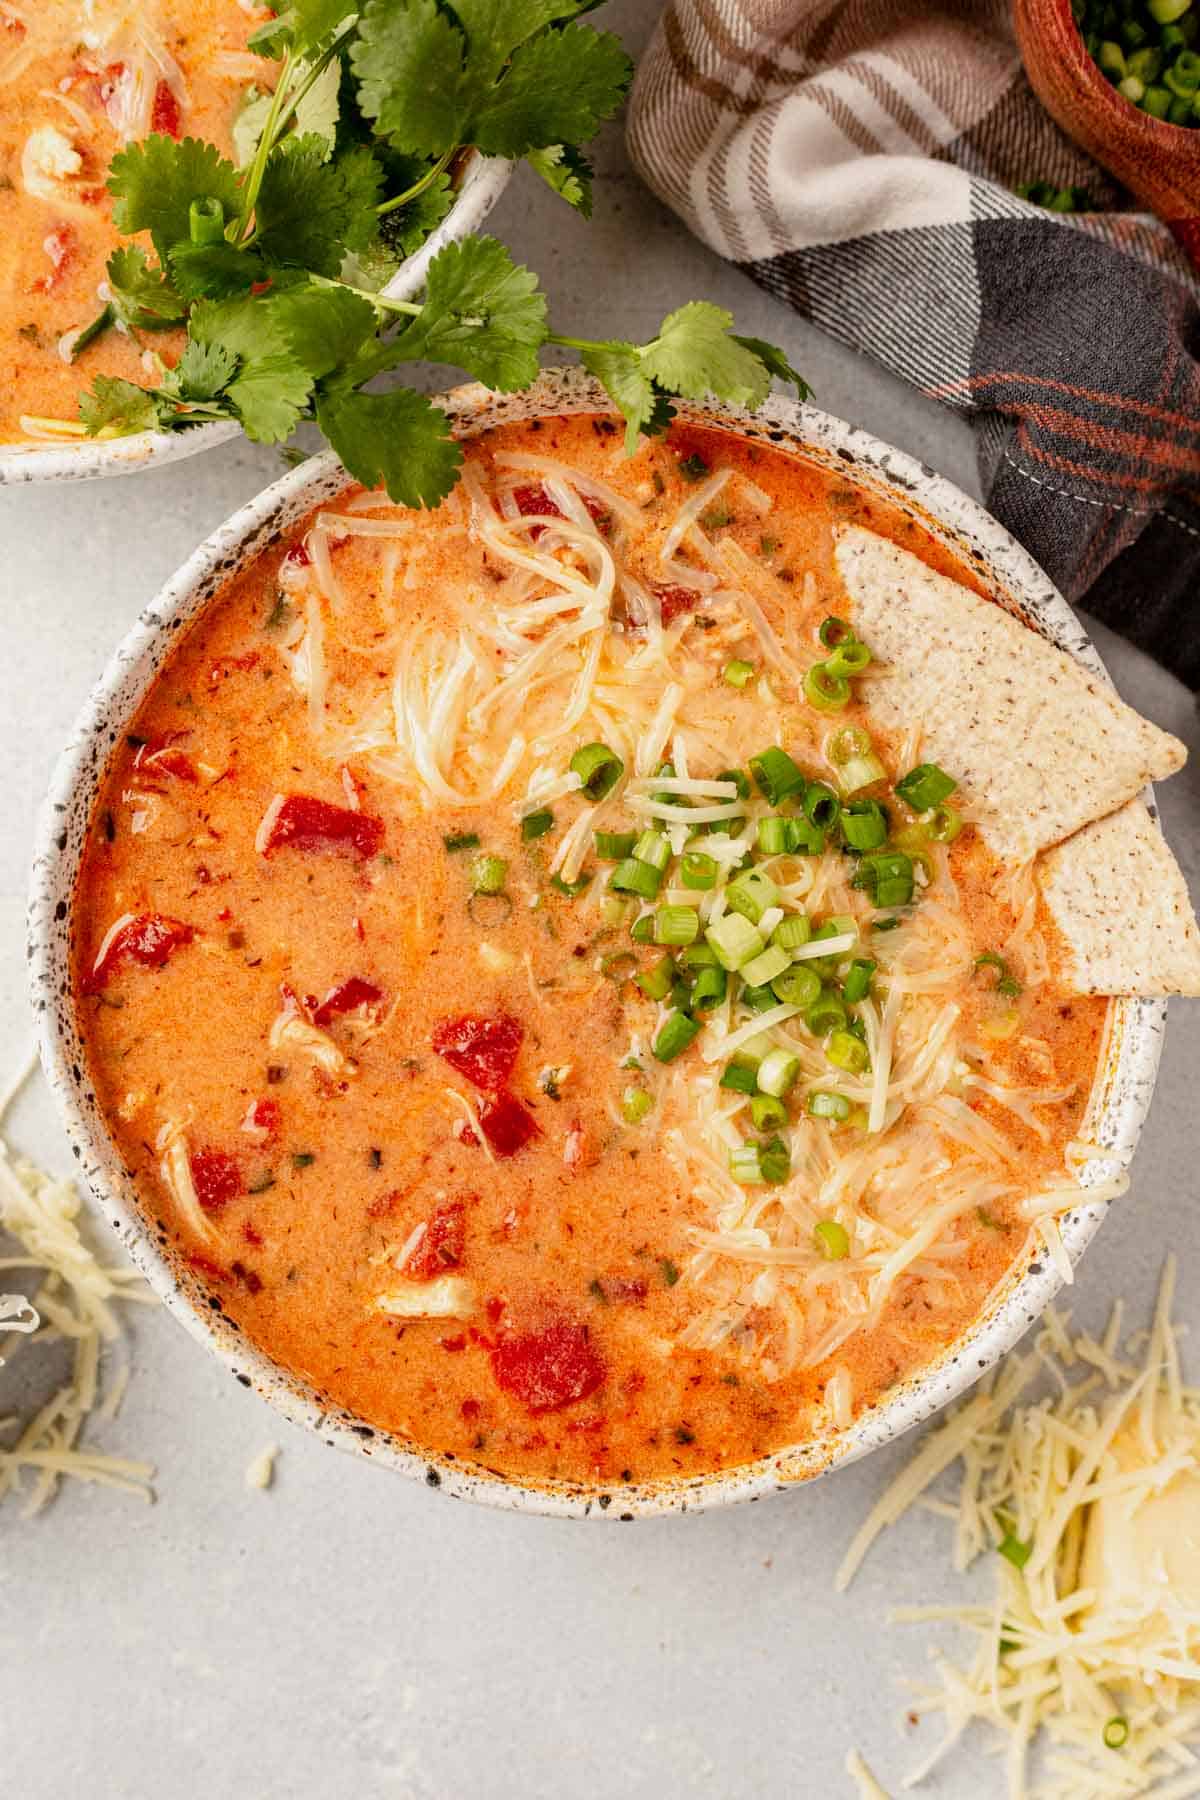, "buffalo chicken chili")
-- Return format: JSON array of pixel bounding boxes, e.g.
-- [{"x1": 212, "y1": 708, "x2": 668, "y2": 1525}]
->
[{"x1": 73, "y1": 416, "x2": 1110, "y2": 1490}]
